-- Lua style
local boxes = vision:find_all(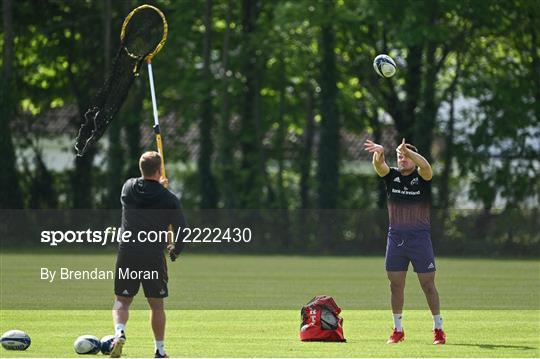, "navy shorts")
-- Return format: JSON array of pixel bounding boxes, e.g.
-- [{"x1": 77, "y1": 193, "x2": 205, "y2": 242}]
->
[
  {"x1": 114, "y1": 250, "x2": 169, "y2": 298},
  {"x1": 385, "y1": 230, "x2": 436, "y2": 273}
]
